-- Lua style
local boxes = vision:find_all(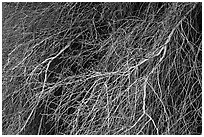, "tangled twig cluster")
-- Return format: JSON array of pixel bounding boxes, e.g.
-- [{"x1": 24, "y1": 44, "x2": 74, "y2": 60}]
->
[{"x1": 2, "y1": 2, "x2": 202, "y2": 135}]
